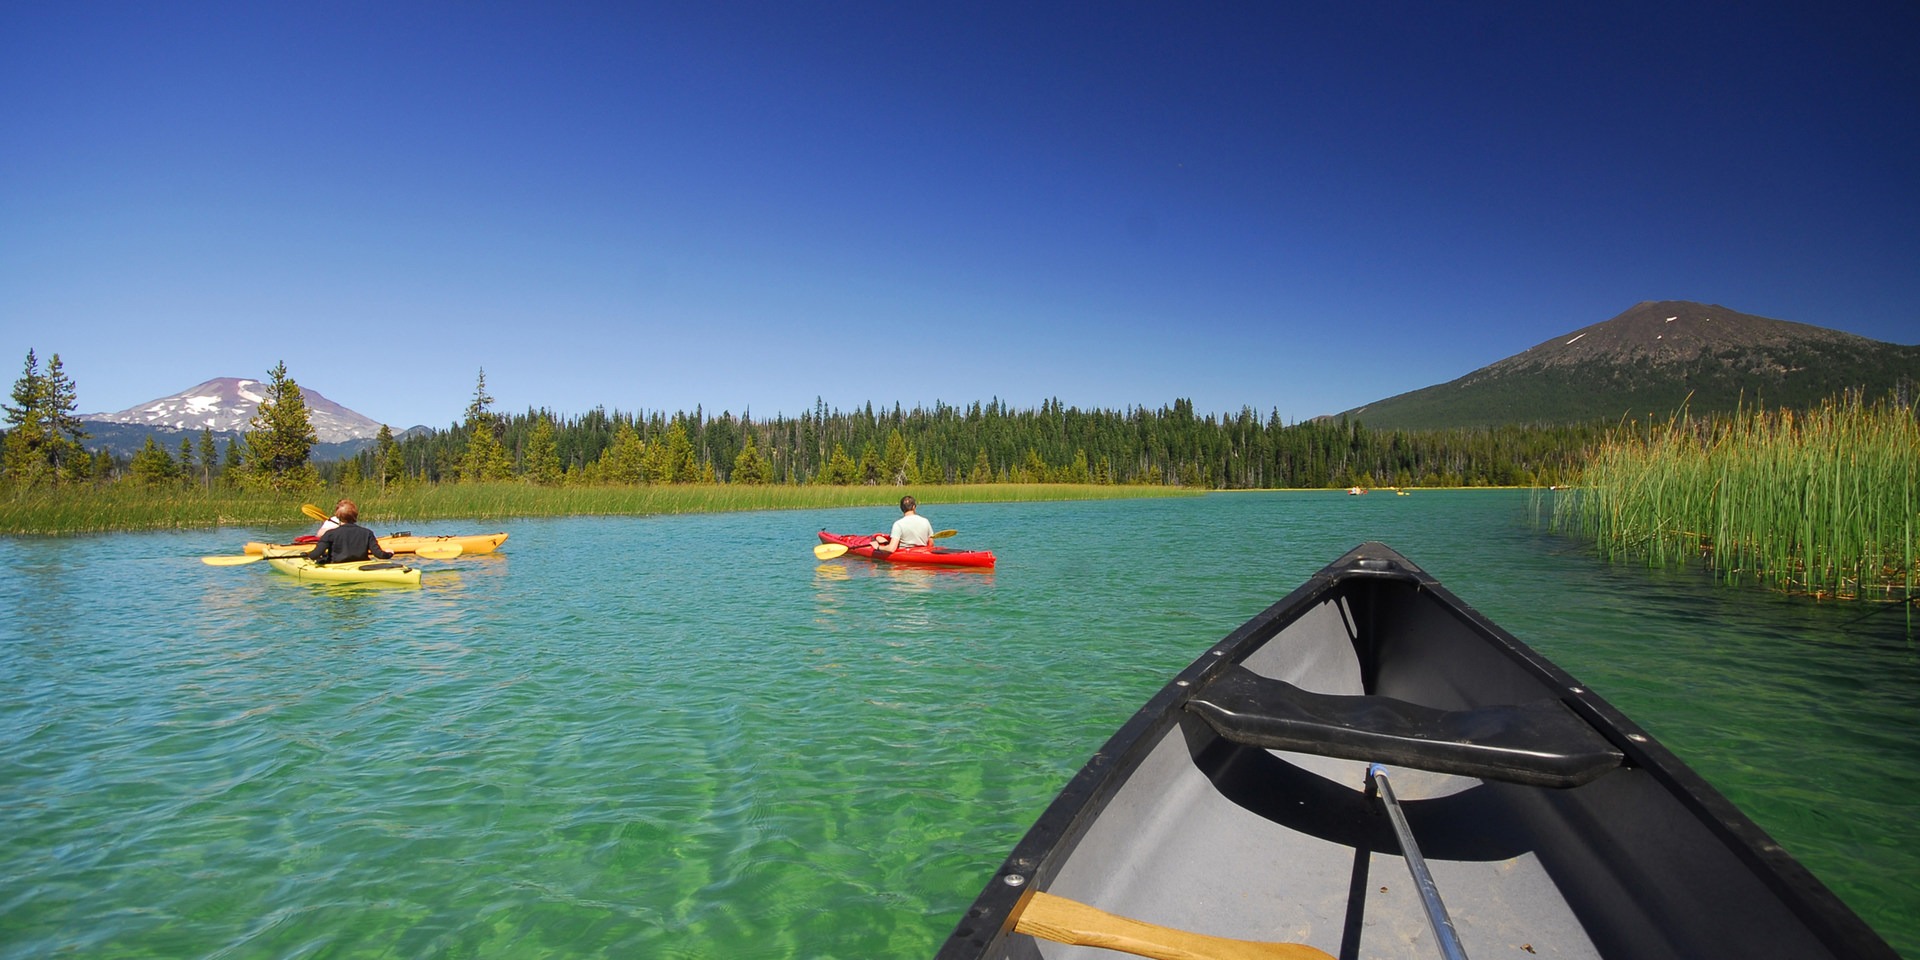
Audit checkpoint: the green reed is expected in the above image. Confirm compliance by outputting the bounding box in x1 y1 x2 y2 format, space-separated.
1552 393 1918 601
0 482 1197 536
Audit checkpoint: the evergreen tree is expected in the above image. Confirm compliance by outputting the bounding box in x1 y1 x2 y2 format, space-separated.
1067 449 1092 484
130 436 178 486
1 349 87 487
653 421 698 483
375 425 406 488
198 429 218 488
177 437 196 480
41 354 87 480
881 429 911 485
458 369 513 481
2 349 49 488
523 416 561 485
243 361 321 491
465 368 496 427
821 443 858 485
968 447 993 484
731 433 770 484
460 421 514 481
604 423 647 484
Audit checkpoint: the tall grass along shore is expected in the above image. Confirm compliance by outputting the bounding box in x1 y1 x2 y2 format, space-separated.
1552 393 1917 601
0 483 1198 536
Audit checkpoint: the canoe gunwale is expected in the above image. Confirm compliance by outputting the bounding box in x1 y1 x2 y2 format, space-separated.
935 541 1897 960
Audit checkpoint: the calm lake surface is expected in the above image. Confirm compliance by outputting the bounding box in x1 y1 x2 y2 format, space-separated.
3 490 1915 958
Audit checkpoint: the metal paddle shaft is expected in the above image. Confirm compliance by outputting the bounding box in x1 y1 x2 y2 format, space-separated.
1369 764 1469 960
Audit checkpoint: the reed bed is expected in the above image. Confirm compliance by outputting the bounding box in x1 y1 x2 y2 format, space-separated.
1552 393 1918 601
0 482 1198 536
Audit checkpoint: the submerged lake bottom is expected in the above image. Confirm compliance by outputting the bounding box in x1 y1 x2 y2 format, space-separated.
2 490 1915 957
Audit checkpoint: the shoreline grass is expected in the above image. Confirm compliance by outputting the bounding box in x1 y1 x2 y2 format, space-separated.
0 482 1202 536
1551 393 1918 602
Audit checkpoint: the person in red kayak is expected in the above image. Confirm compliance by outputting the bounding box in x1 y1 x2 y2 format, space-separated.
304 500 393 565
872 495 933 557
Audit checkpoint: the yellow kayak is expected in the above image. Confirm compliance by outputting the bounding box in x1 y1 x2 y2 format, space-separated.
266 557 422 585
246 532 508 557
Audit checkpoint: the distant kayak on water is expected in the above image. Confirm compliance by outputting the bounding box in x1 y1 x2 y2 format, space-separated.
816 531 995 568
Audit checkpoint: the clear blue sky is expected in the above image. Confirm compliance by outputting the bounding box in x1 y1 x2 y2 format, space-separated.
4 2 1916 430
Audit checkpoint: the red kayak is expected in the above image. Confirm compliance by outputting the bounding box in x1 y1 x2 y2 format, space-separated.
817 531 996 568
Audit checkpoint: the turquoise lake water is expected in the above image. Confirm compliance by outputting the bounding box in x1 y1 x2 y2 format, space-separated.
2 490 1915 958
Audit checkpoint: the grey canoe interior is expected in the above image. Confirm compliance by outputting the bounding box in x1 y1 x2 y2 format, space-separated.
937 542 1895 960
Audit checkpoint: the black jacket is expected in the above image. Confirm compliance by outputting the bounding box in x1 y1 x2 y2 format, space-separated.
306 522 392 564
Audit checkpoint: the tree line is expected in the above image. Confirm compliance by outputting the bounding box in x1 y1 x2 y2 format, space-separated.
4 355 1604 493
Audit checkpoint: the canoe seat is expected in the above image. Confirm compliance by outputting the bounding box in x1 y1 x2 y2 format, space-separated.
1186 666 1624 788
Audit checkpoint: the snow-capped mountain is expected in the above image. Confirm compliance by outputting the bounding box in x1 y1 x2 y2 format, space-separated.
84 377 386 443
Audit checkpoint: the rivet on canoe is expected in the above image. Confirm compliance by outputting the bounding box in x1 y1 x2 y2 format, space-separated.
1628 733 1649 742
1571 687 1585 694
1003 874 1027 888
1176 680 1190 687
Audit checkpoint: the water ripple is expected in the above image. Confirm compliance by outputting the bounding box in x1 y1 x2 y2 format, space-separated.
1 498 1913 957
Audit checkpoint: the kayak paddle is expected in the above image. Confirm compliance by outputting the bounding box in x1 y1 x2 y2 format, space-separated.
301 503 329 522
1014 890 1335 960
204 543 459 565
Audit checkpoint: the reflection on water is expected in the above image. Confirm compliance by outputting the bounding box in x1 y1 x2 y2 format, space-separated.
0 495 1913 959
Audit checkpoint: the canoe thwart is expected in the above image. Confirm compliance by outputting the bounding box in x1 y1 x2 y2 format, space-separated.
1186 665 1624 788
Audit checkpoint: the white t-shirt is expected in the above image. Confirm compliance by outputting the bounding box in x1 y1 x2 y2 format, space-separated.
890 513 933 548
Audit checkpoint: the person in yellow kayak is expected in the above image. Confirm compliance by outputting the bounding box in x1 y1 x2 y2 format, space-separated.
872 495 933 557
304 500 393 565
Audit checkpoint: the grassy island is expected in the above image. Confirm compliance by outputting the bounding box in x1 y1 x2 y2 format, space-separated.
0 482 1200 536
1552 393 1917 602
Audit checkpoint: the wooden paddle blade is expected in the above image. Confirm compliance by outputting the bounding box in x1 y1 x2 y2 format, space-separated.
415 543 464 559
814 543 850 560
1014 891 1335 960
932 529 958 539
301 503 329 522
202 554 267 566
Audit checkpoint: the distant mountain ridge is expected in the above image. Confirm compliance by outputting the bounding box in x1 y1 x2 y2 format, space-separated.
79 377 394 458
1340 301 1920 430
84 377 385 442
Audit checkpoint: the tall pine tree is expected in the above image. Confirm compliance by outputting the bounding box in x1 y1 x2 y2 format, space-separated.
243 361 320 491
459 369 513 481
2 349 89 487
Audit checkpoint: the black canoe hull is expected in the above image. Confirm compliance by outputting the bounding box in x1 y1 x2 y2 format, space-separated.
938 542 1894 960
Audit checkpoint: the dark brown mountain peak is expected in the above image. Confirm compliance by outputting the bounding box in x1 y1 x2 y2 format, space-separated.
1494 300 1877 373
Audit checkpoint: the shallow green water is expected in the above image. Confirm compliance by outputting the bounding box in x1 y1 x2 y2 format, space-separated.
2 491 1915 958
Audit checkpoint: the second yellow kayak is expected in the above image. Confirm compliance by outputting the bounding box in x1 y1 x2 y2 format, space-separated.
247 532 509 557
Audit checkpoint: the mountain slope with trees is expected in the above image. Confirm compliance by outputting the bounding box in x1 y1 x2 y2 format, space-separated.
1341 301 1920 430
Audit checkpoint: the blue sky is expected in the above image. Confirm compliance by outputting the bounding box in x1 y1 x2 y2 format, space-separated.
4 3 1916 430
